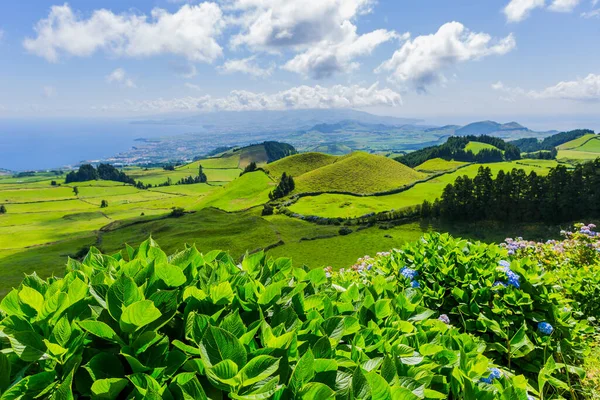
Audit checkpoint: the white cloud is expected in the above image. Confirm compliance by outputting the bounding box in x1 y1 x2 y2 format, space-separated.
23 3 224 62
581 7 600 17
219 56 273 78
492 74 600 101
97 82 401 113
106 68 136 88
504 0 545 22
184 83 202 91
283 22 399 79
548 0 581 11
227 0 374 51
504 0 582 21
376 22 516 92
43 86 56 98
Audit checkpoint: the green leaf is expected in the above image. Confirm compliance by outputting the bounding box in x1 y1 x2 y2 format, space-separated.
119 300 162 333
106 275 142 322
257 281 287 306
321 316 360 341
155 263 186 287
18 286 44 314
306 269 327 287
0 290 23 317
91 378 129 399
79 321 124 345
352 367 370 399
374 299 393 320
85 353 124 380
199 326 248 368
0 371 56 400
53 316 72 348
206 359 240 390
509 325 535 359
210 282 235 305
290 349 315 394
239 355 280 387
366 371 392 400
299 382 335 399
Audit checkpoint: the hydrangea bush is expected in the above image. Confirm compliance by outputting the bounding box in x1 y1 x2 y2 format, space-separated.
338 232 593 397
0 238 538 399
503 223 600 321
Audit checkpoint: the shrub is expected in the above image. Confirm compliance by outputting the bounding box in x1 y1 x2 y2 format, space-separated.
0 239 535 399
170 207 185 217
262 204 274 216
339 232 592 396
0 205 5 214
339 227 353 236
100 200 108 208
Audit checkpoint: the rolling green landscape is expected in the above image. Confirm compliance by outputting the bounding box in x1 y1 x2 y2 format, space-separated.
2 131 600 398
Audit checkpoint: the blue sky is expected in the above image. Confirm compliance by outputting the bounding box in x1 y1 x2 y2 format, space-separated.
0 0 599 126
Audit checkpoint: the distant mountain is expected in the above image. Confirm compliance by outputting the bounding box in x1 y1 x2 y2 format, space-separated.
309 120 402 134
133 109 421 133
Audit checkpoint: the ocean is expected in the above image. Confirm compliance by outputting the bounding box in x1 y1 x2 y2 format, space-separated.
0 118 194 171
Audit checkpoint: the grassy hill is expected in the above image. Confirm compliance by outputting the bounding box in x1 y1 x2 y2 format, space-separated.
295 152 427 194
415 158 469 173
557 134 600 162
465 141 501 154
196 171 274 212
264 152 338 178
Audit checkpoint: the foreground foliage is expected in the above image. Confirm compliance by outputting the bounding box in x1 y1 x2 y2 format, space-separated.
0 231 597 398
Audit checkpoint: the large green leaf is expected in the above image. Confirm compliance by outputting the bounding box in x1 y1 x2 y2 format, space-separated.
0 353 10 393
509 325 535 359
290 349 314 394
78 321 124 345
119 300 162 333
106 275 142 321
18 287 44 315
90 378 129 399
299 382 335 399
239 355 280 387
199 326 248 368
155 263 186 288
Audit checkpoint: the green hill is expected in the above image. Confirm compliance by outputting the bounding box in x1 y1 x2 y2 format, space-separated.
213 141 297 168
265 152 338 178
196 171 274 212
415 158 469 173
465 141 501 154
295 152 427 194
557 133 598 150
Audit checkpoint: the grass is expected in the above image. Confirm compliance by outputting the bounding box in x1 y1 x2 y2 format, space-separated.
415 158 469 173
465 141 501 154
294 152 427 194
557 149 600 162
264 152 338 178
575 137 600 153
290 161 554 218
557 134 597 150
0 186 75 203
239 145 269 168
196 171 274 212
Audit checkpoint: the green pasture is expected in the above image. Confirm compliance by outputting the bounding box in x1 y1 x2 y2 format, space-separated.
196 171 274 212
415 158 469 173
465 141 500 154
290 161 554 218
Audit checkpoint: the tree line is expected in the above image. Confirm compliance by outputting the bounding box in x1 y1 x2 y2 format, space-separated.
397 135 521 168
421 159 600 223
65 164 143 187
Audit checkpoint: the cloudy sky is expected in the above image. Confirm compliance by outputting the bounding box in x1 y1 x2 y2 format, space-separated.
0 0 599 123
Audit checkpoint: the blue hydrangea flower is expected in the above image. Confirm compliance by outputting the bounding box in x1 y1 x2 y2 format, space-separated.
528 396 536 400
438 314 450 324
499 260 510 268
411 280 420 288
506 270 521 288
480 367 502 384
493 281 506 288
538 322 554 335
400 267 418 280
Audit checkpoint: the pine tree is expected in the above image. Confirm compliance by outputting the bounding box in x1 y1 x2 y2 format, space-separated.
0 205 6 214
